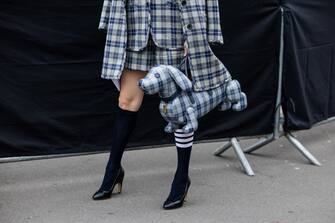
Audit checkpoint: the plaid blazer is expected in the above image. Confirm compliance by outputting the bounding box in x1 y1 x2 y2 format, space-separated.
99 0 232 92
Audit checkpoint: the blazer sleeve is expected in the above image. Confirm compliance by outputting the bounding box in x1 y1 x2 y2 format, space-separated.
206 0 224 44
98 0 111 31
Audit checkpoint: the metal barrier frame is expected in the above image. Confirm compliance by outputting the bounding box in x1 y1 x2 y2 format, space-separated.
213 7 324 176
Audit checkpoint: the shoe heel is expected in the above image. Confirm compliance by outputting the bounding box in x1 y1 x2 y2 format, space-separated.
116 182 122 194
114 167 124 194
182 184 189 202
183 177 190 202
114 175 124 194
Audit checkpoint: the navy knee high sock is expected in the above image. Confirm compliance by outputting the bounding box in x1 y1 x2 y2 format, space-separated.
99 106 138 191
166 128 193 201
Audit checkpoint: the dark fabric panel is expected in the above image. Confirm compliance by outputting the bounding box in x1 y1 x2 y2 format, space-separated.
282 1 335 130
0 0 279 157
201 0 280 139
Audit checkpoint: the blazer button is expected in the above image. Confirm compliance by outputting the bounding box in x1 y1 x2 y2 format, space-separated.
181 0 186 6
186 24 192 30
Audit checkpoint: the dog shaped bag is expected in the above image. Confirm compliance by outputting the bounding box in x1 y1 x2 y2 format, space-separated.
138 65 247 134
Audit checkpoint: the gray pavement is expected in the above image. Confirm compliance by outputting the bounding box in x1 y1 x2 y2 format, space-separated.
1 122 335 223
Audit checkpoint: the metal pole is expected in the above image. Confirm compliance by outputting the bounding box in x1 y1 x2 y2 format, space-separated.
273 7 285 139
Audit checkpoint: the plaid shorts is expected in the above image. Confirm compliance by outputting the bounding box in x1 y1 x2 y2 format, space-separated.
124 33 187 72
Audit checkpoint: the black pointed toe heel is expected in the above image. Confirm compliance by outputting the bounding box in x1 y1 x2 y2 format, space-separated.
163 177 191 210
92 166 125 200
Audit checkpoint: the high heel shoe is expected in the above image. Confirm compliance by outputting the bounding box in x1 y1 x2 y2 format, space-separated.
162 176 191 210
92 166 124 200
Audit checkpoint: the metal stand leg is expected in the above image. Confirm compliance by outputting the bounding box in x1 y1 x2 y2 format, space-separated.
240 132 322 166
214 138 255 176
213 141 232 156
231 138 255 176
243 135 275 154
285 132 322 166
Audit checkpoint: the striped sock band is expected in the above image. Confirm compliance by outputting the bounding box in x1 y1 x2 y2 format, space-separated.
174 128 194 148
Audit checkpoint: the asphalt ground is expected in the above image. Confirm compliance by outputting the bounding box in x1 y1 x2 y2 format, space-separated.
1 122 335 223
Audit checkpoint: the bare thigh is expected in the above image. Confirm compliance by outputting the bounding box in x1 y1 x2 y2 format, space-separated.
118 68 148 112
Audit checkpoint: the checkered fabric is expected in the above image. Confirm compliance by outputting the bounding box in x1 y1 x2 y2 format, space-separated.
124 34 185 72
138 65 247 133
98 0 232 92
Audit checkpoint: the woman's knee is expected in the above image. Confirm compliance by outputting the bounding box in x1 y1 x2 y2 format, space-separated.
118 94 143 111
118 69 147 111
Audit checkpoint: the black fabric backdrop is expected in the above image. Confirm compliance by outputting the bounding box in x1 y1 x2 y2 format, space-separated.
282 0 335 130
0 0 281 157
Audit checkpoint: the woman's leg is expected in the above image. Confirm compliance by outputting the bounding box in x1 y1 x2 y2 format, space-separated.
93 68 147 199
163 128 194 208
